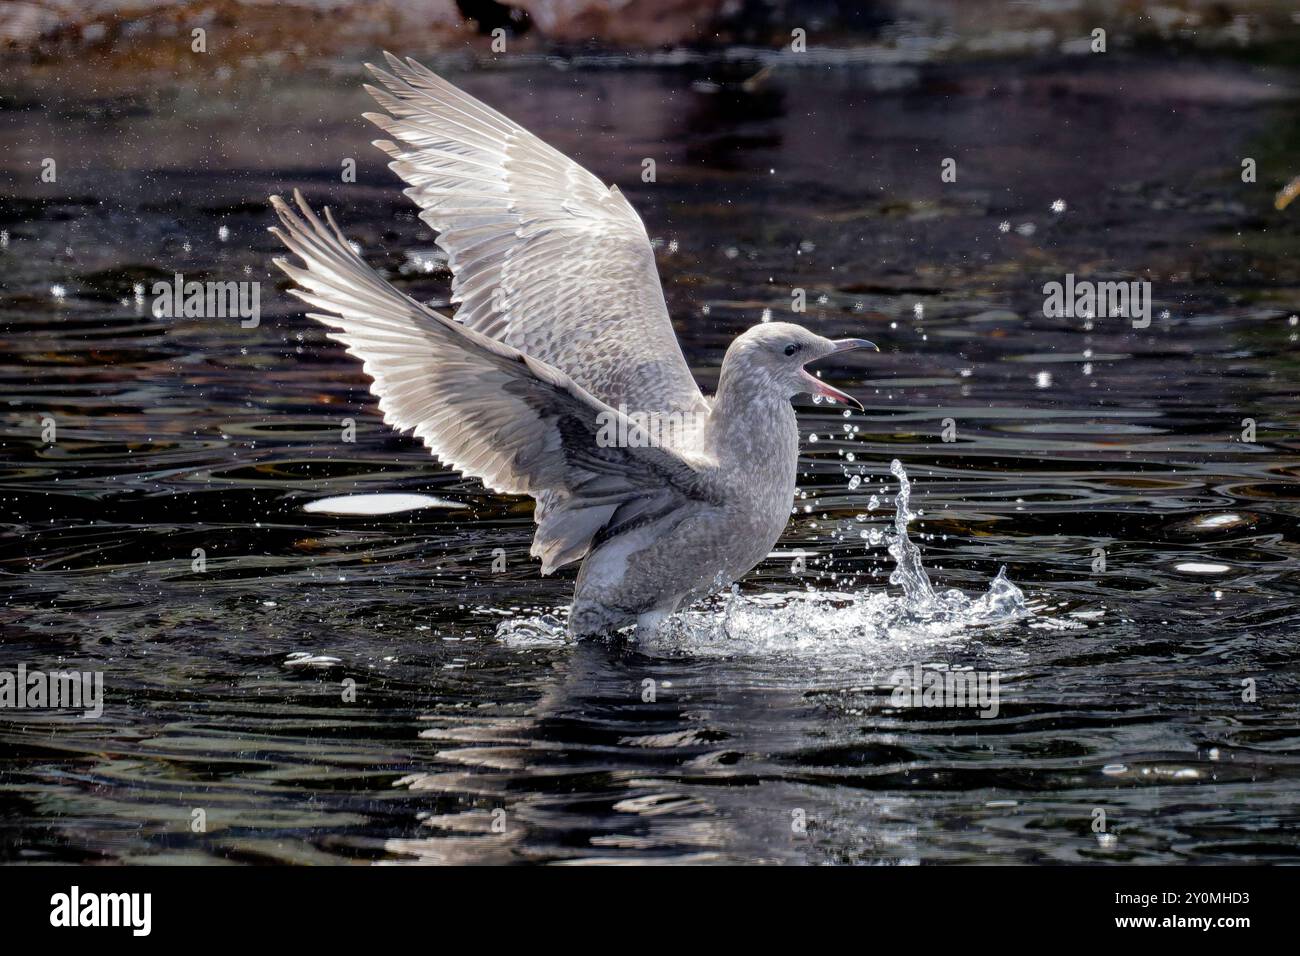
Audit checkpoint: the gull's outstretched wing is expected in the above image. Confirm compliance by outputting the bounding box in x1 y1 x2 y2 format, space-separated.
270 191 714 573
362 53 707 417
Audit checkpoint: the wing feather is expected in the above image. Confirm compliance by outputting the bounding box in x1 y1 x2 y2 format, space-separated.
270 190 714 572
363 53 706 417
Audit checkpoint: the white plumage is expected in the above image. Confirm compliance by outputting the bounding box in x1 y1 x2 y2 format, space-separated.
270 56 876 638
364 53 706 417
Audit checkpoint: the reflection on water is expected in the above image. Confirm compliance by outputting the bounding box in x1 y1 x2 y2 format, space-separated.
1 52 1300 864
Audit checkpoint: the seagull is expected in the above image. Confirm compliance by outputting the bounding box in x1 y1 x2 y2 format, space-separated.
270 54 877 639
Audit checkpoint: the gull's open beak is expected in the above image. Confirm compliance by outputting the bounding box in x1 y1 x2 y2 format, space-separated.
799 371 862 410
801 338 876 411
832 338 878 353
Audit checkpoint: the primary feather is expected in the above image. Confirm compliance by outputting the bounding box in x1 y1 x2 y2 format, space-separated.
363 52 706 417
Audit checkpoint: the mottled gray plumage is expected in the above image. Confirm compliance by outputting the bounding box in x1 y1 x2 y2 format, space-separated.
270 57 875 639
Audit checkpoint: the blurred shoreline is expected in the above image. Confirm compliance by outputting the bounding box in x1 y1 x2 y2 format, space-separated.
2 0 1298 82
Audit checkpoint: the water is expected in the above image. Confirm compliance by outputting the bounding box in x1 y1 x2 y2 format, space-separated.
3 51 1300 864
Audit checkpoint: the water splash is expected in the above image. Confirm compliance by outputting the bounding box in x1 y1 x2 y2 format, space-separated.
886 456 937 605
497 458 1028 654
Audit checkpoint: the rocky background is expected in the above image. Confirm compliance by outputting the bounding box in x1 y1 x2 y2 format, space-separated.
2 1 1298 69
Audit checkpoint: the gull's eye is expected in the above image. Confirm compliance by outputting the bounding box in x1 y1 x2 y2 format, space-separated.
783 343 801 356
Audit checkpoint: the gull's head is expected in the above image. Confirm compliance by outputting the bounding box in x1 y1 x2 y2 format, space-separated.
722 321 876 410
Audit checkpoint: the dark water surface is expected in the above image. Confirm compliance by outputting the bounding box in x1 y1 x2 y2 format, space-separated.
2 53 1300 864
